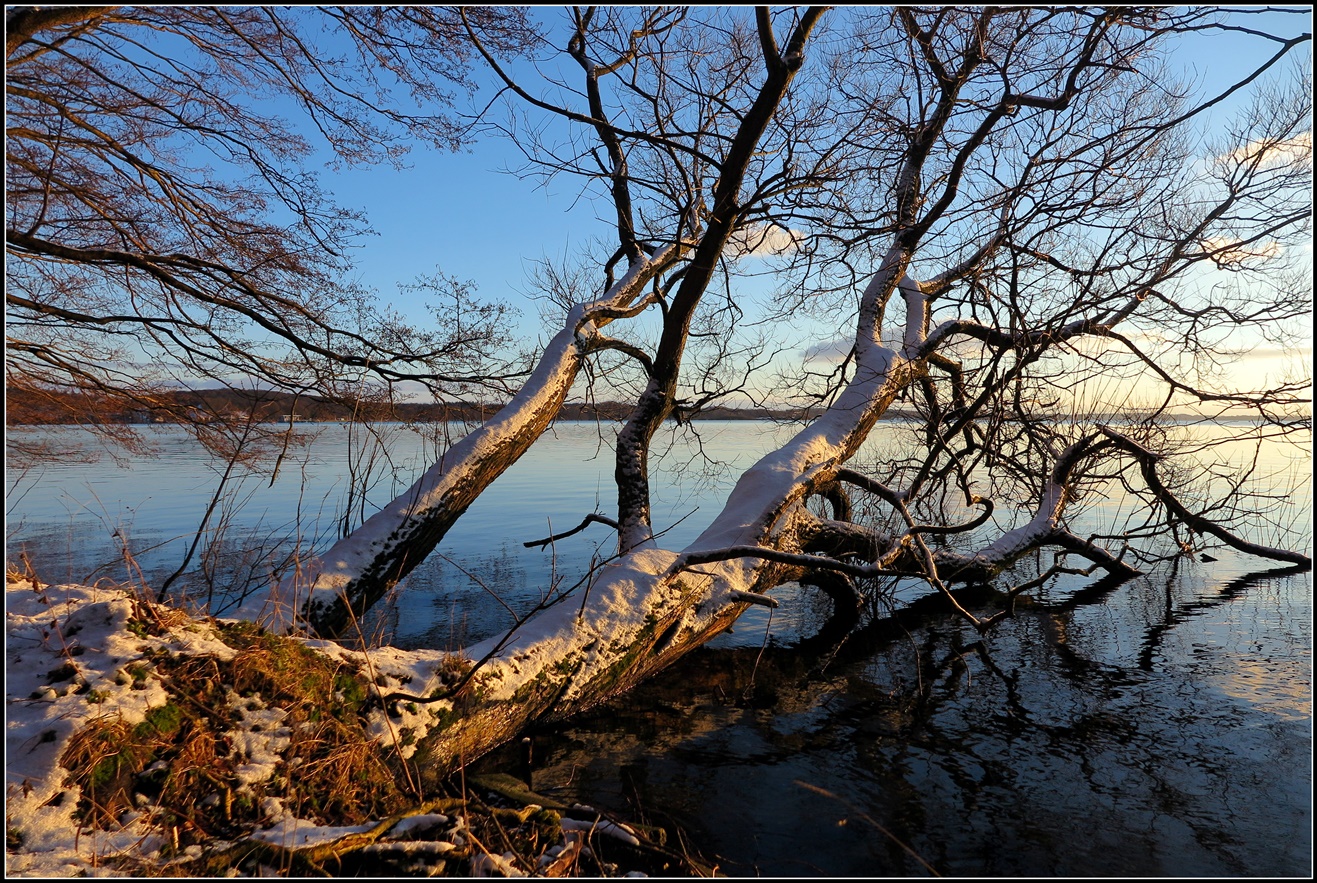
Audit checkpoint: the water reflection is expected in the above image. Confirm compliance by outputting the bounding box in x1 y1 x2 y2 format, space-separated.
8 425 1312 875
487 557 1311 877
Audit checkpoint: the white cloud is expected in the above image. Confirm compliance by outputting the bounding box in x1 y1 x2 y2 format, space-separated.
1201 236 1284 268
726 223 804 258
799 326 946 363
800 337 853 363
1226 132 1312 167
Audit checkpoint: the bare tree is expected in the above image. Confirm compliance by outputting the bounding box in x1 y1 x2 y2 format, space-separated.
225 6 1311 776
5 5 532 459
9 7 1311 781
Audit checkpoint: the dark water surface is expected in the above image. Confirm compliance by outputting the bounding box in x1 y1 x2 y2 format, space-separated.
503 558 1311 876
7 422 1313 876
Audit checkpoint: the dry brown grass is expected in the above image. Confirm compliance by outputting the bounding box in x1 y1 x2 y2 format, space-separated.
59 618 416 860
49 598 717 877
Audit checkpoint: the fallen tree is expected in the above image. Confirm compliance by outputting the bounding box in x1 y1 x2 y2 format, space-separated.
9 7 1312 787
244 8 1311 777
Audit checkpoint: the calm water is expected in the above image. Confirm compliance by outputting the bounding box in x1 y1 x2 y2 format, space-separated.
5 421 807 640
6 421 1313 876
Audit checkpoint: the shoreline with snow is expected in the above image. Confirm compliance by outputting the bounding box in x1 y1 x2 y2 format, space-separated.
4 577 706 877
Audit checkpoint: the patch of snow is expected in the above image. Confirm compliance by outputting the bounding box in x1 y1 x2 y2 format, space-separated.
161 626 237 662
226 695 292 787
6 581 176 870
360 838 457 855
561 817 641 846
386 813 450 838
470 849 528 877
250 816 374 849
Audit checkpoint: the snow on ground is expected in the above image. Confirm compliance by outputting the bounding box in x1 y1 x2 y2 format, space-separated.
5 577 669 878
7 579 175 874
3 577 462 876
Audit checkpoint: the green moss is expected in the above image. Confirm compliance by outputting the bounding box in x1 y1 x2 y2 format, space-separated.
88 755 126 791
430 703 461 733
333 671 367 709
509 672 547 705
134 703 184 740
216 621 375 718
596 619 659 692
551 653 580 676
75 728 152 814
530 807 561 826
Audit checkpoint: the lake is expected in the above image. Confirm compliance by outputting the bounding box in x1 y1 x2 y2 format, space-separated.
5 421 1312 876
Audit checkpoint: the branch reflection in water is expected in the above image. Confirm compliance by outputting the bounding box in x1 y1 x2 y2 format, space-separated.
6 421 1311 876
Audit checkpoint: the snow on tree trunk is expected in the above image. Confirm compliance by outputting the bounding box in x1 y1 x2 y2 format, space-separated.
233 249 682 636
405 251 926 777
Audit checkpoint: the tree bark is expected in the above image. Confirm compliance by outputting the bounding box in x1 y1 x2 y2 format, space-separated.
235 249 683 636
407 249 924 779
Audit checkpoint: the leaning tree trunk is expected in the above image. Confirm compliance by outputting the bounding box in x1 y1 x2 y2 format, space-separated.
405 247 927 779
233 247 683 635
234 6 827 639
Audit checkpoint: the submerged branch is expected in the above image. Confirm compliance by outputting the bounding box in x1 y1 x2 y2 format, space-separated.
1098 427 1313 569
524 513 621 549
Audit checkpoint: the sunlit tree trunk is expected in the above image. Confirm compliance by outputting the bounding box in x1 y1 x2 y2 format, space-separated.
238 249 683 635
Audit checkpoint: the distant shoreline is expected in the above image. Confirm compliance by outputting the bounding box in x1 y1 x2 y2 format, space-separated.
5 386 1294 427
3 385 850 425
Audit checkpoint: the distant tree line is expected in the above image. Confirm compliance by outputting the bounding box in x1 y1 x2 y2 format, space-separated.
4 386 828 426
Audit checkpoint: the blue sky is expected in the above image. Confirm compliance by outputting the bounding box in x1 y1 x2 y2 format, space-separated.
301 8 1311 402
328 131 612 344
